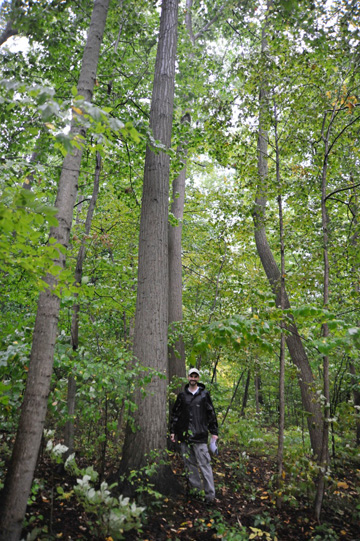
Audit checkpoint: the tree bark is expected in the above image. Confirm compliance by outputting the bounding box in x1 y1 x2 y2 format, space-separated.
0 2 110 539
119 0 179 494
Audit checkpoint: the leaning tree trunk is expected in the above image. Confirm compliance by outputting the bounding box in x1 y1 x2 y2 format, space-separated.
64 152 102 458
0 2 110 539
119 0 179 494
253 1 323 460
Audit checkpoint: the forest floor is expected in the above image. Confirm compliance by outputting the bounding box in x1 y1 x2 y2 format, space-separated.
21 443 360 541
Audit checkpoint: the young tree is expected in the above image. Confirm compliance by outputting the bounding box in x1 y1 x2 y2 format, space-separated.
64 152 102 458
119 0 179 492
0 1 110 538
252 2 323 459
168 0 229 387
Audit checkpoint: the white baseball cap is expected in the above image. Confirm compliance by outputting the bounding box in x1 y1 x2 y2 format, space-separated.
188 368 200 377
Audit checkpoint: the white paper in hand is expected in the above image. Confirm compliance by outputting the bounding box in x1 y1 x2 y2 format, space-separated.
209 439 218 456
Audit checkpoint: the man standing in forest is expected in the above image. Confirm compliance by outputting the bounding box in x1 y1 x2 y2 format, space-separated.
170 368 219 503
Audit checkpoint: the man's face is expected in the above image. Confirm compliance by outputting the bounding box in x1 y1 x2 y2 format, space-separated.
188 373 199 386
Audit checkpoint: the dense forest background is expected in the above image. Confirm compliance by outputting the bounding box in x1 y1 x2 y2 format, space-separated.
0 0 360 539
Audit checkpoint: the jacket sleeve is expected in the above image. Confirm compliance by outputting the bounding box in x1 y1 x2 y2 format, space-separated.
170 393 183 434
206 392 218 436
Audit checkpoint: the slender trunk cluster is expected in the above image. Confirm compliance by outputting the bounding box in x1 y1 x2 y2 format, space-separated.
64 152 102 457
253 2 323 460
0 1 110 538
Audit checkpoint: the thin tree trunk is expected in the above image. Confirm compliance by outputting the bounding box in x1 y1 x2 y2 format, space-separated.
253 2 323 459
349 183 360 445
255 371 263 414
349 363 360 445
64 152 102 457
168 113 190 392
240 369 251 417
275 99 285 509
221 370 245 427
0 2 110 538
119 0 179 494
168 1 229 385
314 106 335 520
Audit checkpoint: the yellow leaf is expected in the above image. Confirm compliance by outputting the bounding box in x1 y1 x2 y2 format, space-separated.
337 481 349 489
72 106 83 115
45 122 55 130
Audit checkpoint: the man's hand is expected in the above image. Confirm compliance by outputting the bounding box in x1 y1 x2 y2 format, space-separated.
170 433 176 443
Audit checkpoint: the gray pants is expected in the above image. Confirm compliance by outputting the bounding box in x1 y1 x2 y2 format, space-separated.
180 442 215 501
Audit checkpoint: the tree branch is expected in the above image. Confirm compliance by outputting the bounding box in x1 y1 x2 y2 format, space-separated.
325 181 360 202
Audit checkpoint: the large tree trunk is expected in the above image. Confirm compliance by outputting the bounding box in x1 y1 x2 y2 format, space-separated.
119 0 179 494
253 1 323 460
0 2 110 539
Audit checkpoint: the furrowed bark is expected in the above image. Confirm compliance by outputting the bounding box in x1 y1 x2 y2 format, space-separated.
119 0 179 494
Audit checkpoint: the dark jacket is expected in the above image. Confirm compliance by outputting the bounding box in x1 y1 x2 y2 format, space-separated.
170 382 218 443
